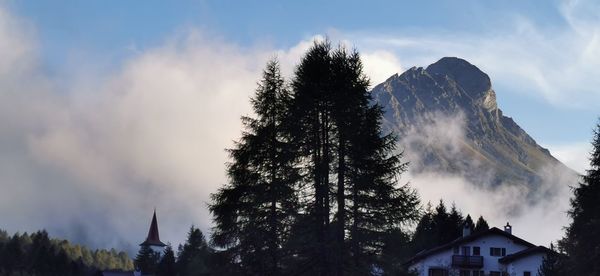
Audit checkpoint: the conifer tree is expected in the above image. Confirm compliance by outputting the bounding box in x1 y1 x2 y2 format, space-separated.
411 203 435 253
538 244 566 276
474 216 489 232
209 59 299 275
411 202 474 254
445 205 464 241
345 80 419 273
177 226 211 276
134 245 160 275
289 40 419 275
289 40 334 275
157 245 176 276
463 215 474 230
559 120 600 274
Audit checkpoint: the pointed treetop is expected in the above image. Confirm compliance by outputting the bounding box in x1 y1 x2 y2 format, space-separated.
140 209 166 247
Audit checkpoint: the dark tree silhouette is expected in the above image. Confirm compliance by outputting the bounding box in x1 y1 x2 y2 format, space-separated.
410 201 485 255
209 59 299 275
289 40 335 275
156 245 176 276
411 203 435 253
177 226 212 276
0 229 128 275
474 215 489 232
559 120 600 274
538 243 566 276
463 215 474 230
135 245 160 275
288 40 419 275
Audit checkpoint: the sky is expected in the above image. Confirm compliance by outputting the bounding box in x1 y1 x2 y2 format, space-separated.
0 0 599 254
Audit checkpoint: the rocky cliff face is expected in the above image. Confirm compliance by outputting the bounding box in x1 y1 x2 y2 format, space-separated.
371 57 572 195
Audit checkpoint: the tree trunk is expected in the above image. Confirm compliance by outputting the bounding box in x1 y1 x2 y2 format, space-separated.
336 135 346 276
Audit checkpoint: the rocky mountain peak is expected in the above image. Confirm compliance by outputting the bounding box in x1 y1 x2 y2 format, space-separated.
426 57 492 101
371 57 574 197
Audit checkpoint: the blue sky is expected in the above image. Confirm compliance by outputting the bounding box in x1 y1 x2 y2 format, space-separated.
0 0 598 252
9 1 566 65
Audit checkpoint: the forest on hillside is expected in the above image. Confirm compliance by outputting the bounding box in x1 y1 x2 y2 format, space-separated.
0 229 133 275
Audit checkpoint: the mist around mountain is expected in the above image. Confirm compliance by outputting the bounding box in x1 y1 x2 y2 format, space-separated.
371 57 578 214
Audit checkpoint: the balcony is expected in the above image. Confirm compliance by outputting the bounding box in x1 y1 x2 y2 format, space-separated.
451 255 483 268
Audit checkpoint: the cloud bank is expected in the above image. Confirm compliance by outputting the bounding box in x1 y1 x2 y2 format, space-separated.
397 113 576 246
0 4 270 252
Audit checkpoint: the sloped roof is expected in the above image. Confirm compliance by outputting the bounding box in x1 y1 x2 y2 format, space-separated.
102 271 134 276
405 227 535 266
499 246 553 264
140 210 166 247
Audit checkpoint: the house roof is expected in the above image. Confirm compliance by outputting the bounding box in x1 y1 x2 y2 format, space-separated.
102 271 134 276
498 246 552 264
405 227 535 266
140 210 166 247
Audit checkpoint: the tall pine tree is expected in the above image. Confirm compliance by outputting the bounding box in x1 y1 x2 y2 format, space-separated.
288 40 335 275
210 59 299 275
177 226 211 276
559 120 600 274
156 245 176 276
288 40 419 275
135 245 160 275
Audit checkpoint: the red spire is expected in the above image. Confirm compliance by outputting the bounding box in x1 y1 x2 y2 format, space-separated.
140 209 166 247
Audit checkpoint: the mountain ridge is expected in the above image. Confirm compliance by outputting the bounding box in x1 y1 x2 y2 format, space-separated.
371 57 572 196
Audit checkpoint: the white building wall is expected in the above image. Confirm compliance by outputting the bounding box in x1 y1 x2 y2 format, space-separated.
409 249 454 275
463 234 530 273
504 253 545 276
409 233 532 276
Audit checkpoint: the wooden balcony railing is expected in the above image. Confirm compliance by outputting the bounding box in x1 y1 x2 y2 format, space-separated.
451 255 484 268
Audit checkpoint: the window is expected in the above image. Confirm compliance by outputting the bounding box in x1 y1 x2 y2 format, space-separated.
490 272 501 276
474 271 484 276
459 270 470 276
461 246 471 256
473 246 480 256
428 268 448 276
524 272 531 276
490 247 506 256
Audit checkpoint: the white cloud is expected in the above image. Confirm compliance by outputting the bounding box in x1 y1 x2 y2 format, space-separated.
26 31 272 250
274 34 403 86
0 4 276 251
361 50 404 86
546 142 592 174
401 113 576 246
408 171 571 246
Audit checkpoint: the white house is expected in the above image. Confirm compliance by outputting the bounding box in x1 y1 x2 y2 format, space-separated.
405 223 552 276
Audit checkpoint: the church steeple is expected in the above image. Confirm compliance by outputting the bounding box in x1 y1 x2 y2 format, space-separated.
140 209 166 247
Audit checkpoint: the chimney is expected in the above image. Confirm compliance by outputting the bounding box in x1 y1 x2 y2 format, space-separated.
463 223 472 237
504 222 512 234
